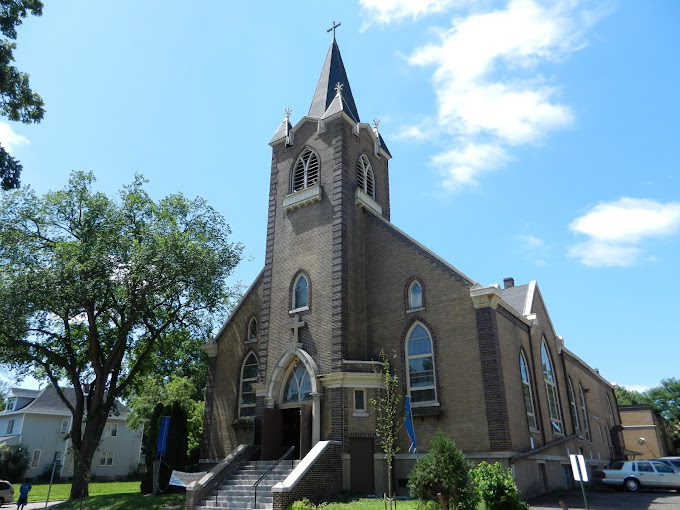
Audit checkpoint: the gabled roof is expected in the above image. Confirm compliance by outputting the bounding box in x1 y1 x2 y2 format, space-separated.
308 38 360 122
2 386 129 417
500 284 532 315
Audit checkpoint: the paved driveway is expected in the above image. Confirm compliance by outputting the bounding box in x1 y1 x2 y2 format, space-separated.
528 487 680 509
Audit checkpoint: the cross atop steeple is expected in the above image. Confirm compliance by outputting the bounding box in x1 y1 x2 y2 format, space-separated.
327 21 341 39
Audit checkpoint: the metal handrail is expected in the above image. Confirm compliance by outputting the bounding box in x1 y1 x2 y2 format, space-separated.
253 446 295 508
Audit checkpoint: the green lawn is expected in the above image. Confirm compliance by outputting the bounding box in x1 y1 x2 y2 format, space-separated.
321 499 420 509
28 482 141 502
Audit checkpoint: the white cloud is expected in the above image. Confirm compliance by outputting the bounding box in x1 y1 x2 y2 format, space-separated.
394 119 439 141
432 142 508 190
360 0 467 25
0 122 29 153
568 198 680 267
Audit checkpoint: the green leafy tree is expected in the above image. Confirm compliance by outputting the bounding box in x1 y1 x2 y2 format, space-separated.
370 350 402 508
613 385 648 406
0 443 29 480
0 1 46 190
470 462 528 510
0 171 243 499
645 378 680 426
407 430 472 510
140 403 165 494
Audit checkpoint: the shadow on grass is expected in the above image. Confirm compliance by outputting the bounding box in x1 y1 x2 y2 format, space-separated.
52 492 185 510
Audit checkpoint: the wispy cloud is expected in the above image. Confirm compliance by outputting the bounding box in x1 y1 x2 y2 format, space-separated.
361 0 610 191
568 198 680 267
518 233 551 266
0 122 29 153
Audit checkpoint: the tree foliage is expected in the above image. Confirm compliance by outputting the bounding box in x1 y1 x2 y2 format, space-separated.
407 430 472 510
0 1 46 189
613 385 647 406
470 462 528 510
0 443 29 480
0 171 243 498
645 378 680 426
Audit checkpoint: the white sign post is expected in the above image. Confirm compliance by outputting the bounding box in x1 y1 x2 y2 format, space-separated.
569 454 590 509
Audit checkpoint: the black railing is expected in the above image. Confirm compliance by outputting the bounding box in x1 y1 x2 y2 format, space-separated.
253 446 295 508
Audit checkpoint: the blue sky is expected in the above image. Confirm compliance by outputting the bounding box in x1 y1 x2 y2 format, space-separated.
2 1 678 392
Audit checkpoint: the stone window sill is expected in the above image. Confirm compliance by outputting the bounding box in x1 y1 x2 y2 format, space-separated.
284 184 322 211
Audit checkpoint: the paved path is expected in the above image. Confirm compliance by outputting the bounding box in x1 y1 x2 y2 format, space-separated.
527 487 680 509
18 500 65 509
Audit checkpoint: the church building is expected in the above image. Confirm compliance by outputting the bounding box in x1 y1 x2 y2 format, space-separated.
198 31 624 502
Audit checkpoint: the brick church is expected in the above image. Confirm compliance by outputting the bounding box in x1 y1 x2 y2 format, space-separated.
198 31 624 500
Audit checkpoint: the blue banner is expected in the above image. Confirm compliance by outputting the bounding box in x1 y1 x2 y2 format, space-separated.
157 416 171 458
404 396 417 453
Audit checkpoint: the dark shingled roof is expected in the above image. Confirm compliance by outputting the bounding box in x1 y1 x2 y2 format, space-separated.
16 386 129 416
308 38 360 122
501 283 531 315
269 117 292 145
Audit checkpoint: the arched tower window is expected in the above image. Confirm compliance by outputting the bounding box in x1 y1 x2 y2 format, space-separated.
520 351 537 430
568 377 581 437
291 148 320 192
408 281 423 310
357 154 375 198
248 317 258 341
579 384 591 442
239 353 258 418
292 274 309 310
541 339 563 435
283 360 313 403
406 323 437 404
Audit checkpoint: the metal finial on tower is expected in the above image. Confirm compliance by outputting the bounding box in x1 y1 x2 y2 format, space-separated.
373 118 380 132
285 108 292 121
327 21 341 39
334 82 344 97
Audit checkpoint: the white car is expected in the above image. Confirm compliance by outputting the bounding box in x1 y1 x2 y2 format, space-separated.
592 460 680 492
657 457 680 472
0 480 14 506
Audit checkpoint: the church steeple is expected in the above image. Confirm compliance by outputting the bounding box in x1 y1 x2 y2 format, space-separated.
307 28 360 122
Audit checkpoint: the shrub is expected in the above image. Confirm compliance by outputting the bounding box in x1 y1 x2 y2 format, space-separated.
0 444 29 481
287 498 316 510
470 462 528 510
407 430 473 510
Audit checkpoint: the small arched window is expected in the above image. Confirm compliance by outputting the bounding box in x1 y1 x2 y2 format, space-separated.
541 339 563 435
406 323 437 404
357 154 375 198
283 361 313 403
519 352 537 430
579 384 591 442
248 317 258 341
292 274 308 310
568 377 581 437
292 148 320 192
408 281 423 310
238 353 258 418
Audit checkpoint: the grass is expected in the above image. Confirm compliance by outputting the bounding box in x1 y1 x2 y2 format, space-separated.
28 482 141 502
321 499 421 509
51 493 185 510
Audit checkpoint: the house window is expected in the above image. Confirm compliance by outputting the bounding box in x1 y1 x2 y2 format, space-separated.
239 353 258 418
568 378 581 438
291 148 319 192
248 317 258 341
105 424 118 437
541 340 563 435
99 451 114 466
519 352 537 430
30 449 41 468
406 323 437 404
283 361 312 403
579 384 591 442
6 418 15 435
408 281 423 310
292 274 308 310
5 398 15 411
354 389 365 411
357 154 375 198
54 450 63 467
60 419 69 435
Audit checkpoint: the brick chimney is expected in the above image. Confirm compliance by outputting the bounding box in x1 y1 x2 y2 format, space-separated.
503 277 515 289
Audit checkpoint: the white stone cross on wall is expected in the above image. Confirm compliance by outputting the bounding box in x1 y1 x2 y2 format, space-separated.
291 314 306 343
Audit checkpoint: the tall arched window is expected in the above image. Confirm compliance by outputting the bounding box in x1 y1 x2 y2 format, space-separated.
568 377 581 437
607 395 615 428
520 352 537 430
283 361 313 403
292 274 308 309
406 323 437 404
239 353 258 418
248 317 258 341
541 339 563 435
408 281 423 309
579 384 591 442
357 154 375 198
291 148 320 192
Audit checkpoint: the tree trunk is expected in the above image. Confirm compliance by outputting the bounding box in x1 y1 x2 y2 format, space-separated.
69 406 109 499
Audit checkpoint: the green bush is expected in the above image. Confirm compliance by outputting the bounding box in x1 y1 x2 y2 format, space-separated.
470 462 528 510
407 430 473 510
287 498 316 510
0 444 29 481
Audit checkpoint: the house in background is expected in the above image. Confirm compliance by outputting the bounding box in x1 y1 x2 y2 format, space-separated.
0 386 142 480
619 404 676 459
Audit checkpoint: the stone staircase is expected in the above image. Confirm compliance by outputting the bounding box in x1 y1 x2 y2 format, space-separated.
198 460 298 510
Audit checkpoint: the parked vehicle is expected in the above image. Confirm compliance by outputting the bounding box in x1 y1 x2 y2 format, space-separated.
657 457 680 472
592 460 680 492
0 480 14 505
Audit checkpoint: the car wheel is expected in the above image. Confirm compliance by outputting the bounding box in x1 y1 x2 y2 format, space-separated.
625 478 640 492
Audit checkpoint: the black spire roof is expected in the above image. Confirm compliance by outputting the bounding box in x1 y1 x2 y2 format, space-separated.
308 38 360 122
